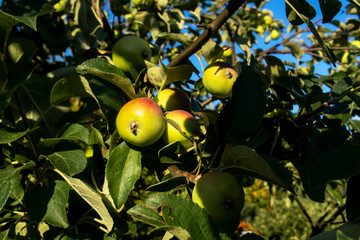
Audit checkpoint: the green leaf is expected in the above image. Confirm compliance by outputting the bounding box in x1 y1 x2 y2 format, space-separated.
265 56 287 81
219 145 294 192
285 0 336 65
76 58 137 99
0 162 35 211
105 142 141 210
284 41 304 60
201 39 223 64
216 64 266 144
44 180 70 228
285 0 316 26
309 222 360 240
0 9 37 31
55 170 114 233
50 75 99 105
127 193 220 239
46 150 87 177
318 0 342 23
0 127 28 144
346 175 360 222
146 176 187 192
157 32 194 46
332 77 354 95
308 145 360 190
134 11 160 41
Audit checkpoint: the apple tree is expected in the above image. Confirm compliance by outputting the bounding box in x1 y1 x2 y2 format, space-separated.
0 0 360 239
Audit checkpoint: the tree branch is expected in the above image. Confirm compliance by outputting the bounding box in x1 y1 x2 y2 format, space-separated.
167 0 247 67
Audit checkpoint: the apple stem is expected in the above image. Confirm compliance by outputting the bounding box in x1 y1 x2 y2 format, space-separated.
130 122 138 136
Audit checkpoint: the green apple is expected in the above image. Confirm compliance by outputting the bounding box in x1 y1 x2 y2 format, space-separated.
157 88 191 112
161 110 200 153
202 61 238 98
192 171 245 233
256 25 265 35
270 29 280 40
116 97 165 147
112 36 152 72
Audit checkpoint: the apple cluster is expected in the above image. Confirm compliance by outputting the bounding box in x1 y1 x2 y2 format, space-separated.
115 87 200 153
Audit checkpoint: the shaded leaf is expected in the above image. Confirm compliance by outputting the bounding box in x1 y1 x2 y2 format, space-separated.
134 11 160 41
220 145 294 192
285 0 316 26
318 0 342 23
127 193 220 239
146 176 187 192
157 32 193 46
217 64 266 144
44 180 70 228
201 39 223 64
55 170 114 233
346 174 360 222
76 58 137 99
46 150 87 177
105 142 141 210
308 145 360 190
309 222 360 240
0 127 28 144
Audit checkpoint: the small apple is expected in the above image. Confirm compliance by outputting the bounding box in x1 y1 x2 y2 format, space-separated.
192 171 245 233
221 45 232 57
264 15 273 25
161 110 200 153
116 97 165 147
157 88 191 112
202 61 238 98
270 29 280 40
256 25 265 35
112 36 152 72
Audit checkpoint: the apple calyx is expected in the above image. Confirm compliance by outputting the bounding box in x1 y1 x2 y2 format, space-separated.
130 122 138 135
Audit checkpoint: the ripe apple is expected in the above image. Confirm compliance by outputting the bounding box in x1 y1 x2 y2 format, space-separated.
192 171 245 233
202 61 238 98
116 97 165 147
112 36 152 72
270 29 280 40
157 88 191 112
161 110 200 153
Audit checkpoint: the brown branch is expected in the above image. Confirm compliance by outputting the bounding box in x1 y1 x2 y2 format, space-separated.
167 0 247 68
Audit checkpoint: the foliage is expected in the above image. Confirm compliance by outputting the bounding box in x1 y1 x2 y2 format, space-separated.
0 0 360 239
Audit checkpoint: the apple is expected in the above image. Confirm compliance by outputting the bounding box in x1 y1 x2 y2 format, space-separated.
112 36 152 72
221 45 232 57
192 171 245 233
157 88 191 112
256 25 265 35
270 29 280 40
161 110 200 153
202 61 238 98
116 97 165 147
264 15 273 25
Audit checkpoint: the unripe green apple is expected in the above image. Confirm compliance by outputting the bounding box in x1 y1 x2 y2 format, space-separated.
157 88 191 112
116 97 165 147
161 110 200 153
256 25 265 35
270 29 280 40
112 36 152 72
192 171 245 233
202 62 238 98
